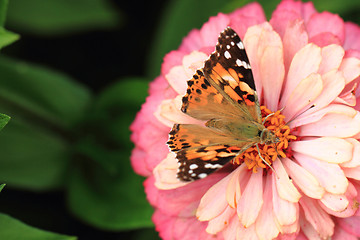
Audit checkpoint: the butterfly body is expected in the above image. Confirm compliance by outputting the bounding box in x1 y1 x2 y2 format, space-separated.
167 27 280 181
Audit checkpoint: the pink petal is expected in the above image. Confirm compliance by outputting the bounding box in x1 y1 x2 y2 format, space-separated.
229 2 266 24
226 164 248 208
341 138 360 168
282 19 308 73
179 29 202 52
272 173 298 226
270 1 302 38
306 12 345 45
258 30 285 111
282 73 322 120
299 111 360 138
343 165 360 181
222 214 239 239
282 158 324 199
294 152 348 194
319 182 358 218
299 216 322 240
197 171 233 221
291 137 353 164
273 160 301 202
319 44 344 75
332 224 359 240
344 22 360 51
280 44 321 109
337 216 360 237
339 57 360 84
206 206 235 234
309 32 341 47
199 13 230 47
255 175 280 240
237 168 263 227
299 196 334 239
155 96 203 127
153 153 190 190
161 50 186 76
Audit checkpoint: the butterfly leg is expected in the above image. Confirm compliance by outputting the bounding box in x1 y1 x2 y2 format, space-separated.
255 143 279 178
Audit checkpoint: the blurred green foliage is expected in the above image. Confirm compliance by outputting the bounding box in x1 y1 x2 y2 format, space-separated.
0 0 358 239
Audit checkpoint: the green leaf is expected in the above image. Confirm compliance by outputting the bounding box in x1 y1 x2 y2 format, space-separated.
67 156 154 231
0 27 19 49
7 0 120 35
0 213 77 240
68 77 152 230
0 56 91 130
0 112 10 130
0 183 5 192
0 0 9 27
0 118 70 190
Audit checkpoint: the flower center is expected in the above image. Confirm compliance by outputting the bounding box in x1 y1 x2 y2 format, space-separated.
232 106 296 173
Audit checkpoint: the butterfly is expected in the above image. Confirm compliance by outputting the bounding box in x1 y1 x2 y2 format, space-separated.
167 27 279 181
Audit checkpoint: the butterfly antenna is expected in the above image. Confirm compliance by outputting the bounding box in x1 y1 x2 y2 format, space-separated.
255 144 279 178
285 104 316 126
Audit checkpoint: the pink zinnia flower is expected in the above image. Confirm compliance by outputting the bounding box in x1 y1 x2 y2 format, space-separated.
131 0 360 239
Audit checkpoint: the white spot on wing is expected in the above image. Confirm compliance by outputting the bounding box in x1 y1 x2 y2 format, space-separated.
204 163 223 169
224 51 231 59
237 41 245 49
198 173 207 179
236 59 251 69
231 41 235 46
226 45 230 49
189 164 198 169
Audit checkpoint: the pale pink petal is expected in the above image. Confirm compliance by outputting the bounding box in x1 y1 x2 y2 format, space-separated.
282 158 324 199
278 204 300 235
299 216 322 240
320 193 349 212
155 96 203 127
309 70 345 111
273 160 301 202
200 13 230 47
341 138 360 168
197 171 233 221
299 197 334 239
154 153 189 190
339 57 360 84
226 164 248 208
344 22 360 50
319 44 344 74
282 73 322 120
271 173 298 226
222 214 239 239
282 19 308 73
206 206 235 234
237 168 263 227
237 224 259 240
337 216 360 237
291 137 353 164
182 51 208 76
307 12 345 45
259 31 285 111
294 152 348 194
255 175 280 240
280 44 321 109
319 182 358 218
299 111 360 138
289 104 357 129
166 65 189 95
337 83 357 106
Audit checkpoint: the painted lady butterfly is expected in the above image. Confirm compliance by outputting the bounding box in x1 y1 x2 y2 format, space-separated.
167 27 279 181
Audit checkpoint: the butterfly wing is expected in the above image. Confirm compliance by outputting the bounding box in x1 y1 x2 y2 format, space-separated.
203 27 262 124
168 124 253 181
